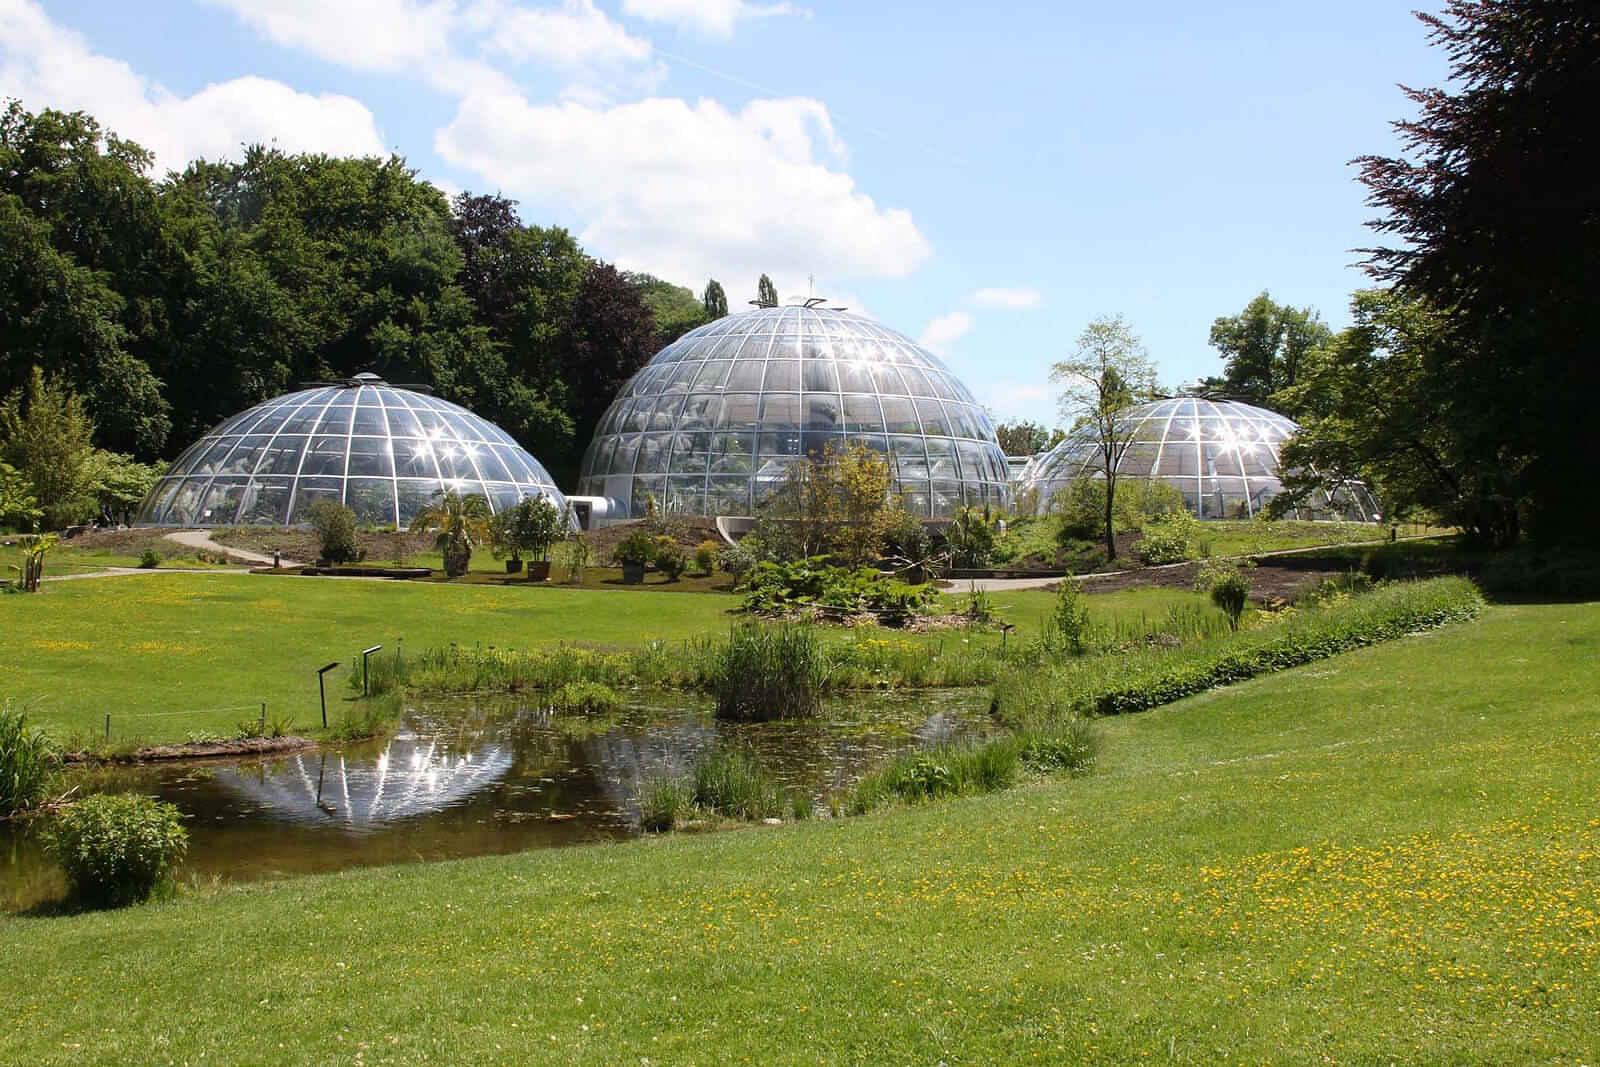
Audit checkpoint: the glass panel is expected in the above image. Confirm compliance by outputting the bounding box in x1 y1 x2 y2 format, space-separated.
916 400 952 436
665 476 706 514
254 436 307 476
719 394 760 427
279 404 328 435
898 366 936 397
926 439 958 479
691 361 731 390
385 405 422 437
394 438 440 479
648 395 685 430
346 479 396 527
842 393 885 433
880 397 920 435
804 395 840 431
288 479 343 524
635 435 669 474
710 434 755 474
725 361 765 391
762 360 799 392
196 480 246 525
891 436 929 480
706 477 751 516
836 361 875 393
677 395 719 431
869 364 908 394
759 394 801 428
299 436 348 477
629 477 665 518
239 480 291 526
349 403 384 435
802 360 839 393
757 430 803 457
396 480 439 526
473 447 511 483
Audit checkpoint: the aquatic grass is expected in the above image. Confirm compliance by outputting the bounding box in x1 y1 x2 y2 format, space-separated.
713 624 827 721
634 770 693 832
991 576 1484 728
690 746 785 819
1 704 59 815
849 734 1025 813
546 681 624 715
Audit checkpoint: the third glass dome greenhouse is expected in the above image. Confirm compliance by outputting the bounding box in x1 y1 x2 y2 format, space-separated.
1019 396 1380 521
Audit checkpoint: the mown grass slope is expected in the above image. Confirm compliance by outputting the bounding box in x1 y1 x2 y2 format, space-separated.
3 599 1594 1063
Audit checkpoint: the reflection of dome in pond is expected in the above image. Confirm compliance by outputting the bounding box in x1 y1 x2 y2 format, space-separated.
217 735 513 827
577 305 1012 519
136 374 565 527
1021 397 1380 521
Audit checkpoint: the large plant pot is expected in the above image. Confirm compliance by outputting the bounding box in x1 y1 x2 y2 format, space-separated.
505 559 524 573
525 560 551 582
621 561 646 584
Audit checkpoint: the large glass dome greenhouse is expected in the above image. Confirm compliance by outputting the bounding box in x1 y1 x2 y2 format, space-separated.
1020 396 1380 521
136 374 566 527
576 305 1012 518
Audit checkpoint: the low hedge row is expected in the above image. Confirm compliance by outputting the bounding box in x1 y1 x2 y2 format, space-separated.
990 576 1484 727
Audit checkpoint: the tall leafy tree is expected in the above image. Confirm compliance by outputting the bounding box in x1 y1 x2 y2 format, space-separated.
625 272 706 348
1051 316 1159 561
1356 0 1600 542
702 279 728 319
0 104 171 455
994 420 1055 456
1274 289 1522 544
1204 291 1331 410
755 273 779 308
0 367 98 528
556 262 658 485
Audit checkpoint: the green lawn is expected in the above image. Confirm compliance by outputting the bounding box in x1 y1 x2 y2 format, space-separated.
2 572 1220 745
3 599 1594 1062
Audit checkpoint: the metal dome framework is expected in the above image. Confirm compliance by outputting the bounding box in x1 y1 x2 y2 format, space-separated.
1021 396 1380 521
137 375 566 528
577 306 1012 519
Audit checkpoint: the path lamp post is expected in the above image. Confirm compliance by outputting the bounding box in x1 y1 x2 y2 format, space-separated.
361 645 383 696
316 661 340 729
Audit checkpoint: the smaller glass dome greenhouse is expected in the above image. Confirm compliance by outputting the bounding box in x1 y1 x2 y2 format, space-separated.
137 375 566 528
1019 396 1379 521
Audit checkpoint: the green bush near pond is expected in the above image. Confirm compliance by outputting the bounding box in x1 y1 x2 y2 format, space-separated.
44 793 188 907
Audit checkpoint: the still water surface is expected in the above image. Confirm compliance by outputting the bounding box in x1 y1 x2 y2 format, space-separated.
2 689 990 911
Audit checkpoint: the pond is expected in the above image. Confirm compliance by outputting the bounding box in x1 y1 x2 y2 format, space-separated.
2 689 993 912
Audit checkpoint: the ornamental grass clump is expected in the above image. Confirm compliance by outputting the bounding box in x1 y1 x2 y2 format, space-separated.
849 735 1024 813
635 771 692 832
1 705 59 815
714 624 826 721
44 793 188 907
690 746 784 820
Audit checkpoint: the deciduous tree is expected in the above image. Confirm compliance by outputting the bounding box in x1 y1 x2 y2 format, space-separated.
1051 316 1159 561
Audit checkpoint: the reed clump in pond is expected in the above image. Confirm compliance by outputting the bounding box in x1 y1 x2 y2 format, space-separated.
713 624 826 721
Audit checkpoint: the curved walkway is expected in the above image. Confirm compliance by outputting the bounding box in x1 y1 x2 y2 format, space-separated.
164 529 303 568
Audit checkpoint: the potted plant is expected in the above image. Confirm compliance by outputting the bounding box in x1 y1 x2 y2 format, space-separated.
494 496 566 580
555 531 591 584
614 528 656 584
409 490 491 578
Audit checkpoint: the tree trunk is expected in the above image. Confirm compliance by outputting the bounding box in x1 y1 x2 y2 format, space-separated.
1103 479 1117 562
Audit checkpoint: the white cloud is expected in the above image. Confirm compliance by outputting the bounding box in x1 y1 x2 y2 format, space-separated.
201 0 666 96
971 287 1043 310
0 0 386 174
436 93 930 285
621 0 809 37
465 0 659 78
918 311 973 356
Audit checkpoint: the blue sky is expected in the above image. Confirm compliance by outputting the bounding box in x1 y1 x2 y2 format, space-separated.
2 0 1447 428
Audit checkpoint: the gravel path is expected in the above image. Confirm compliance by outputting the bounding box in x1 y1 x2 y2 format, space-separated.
164 529 303 567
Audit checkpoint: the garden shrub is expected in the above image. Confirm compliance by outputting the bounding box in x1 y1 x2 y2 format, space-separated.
716 538 761 586
137 548 161 569
45 793 188 907
1053 478 1107 542
1049 574 1094 654
694 540 720 576
849 736 1023 813
307 499 359 564
741 558 936 621
944 506 997 567
990 576 1483 728
652 536 687 581
1194 558 1254 630
715 624 827 721
1137 510 1199 564
1 705 59 814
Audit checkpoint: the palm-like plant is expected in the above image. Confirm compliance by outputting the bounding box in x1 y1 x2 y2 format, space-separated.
409 490 491 578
